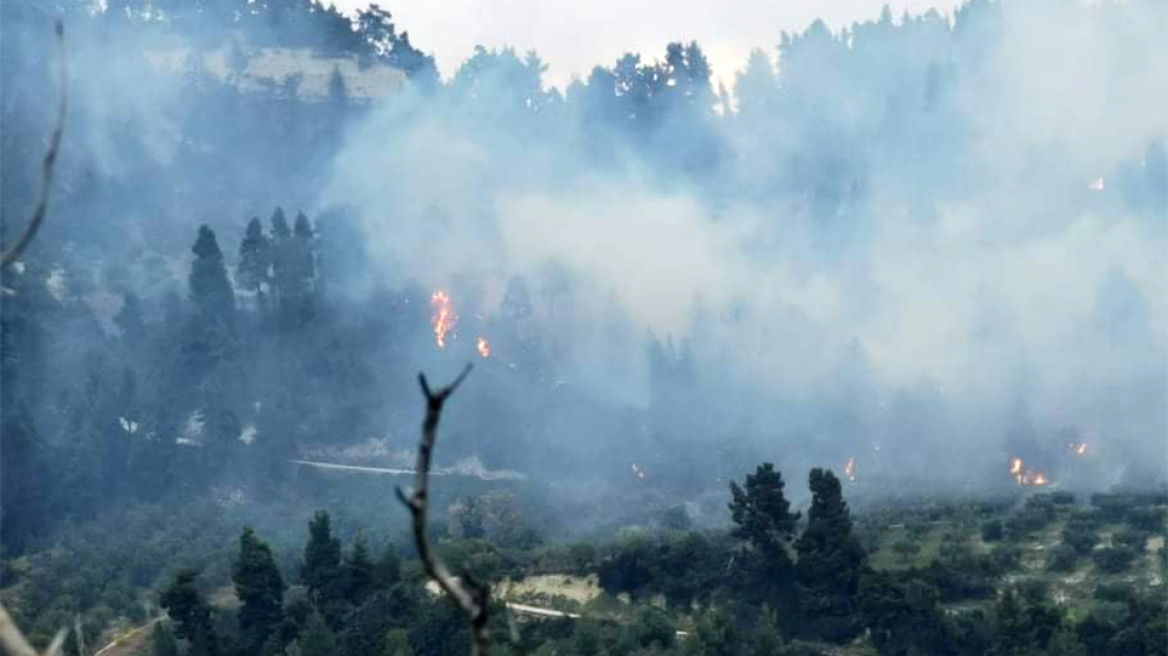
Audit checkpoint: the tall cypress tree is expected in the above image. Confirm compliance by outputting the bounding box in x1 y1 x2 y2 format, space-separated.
160 568 218 656
270 207 292 309
114 292 147 344
373 542 402 591
232 527 286 653
237 217 271 309
302 510 347 622
346 533 375 605
794 468 866 641
189 225 235 358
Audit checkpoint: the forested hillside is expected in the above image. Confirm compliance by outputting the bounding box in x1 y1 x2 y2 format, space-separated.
0 1 1165 655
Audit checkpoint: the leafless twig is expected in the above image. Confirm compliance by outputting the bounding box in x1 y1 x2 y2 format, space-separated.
0 605 66 656
395 364 492 656
1 18 67 270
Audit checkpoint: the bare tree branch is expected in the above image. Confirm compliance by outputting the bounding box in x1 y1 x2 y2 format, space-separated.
1 18 67 270
395 364 492 656
0 605 66 656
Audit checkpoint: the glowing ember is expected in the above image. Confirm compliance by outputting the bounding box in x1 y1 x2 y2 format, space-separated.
430 290 457 348
1009 456 1049 486
476 336 490 359
844 457 857 482
1010 457 1023 479
1089 177 1106 192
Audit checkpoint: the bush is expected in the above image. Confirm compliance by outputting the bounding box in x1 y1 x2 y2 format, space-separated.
981 519 1004 542
1050 491 1076 506
893 539 922 564
1125 506 1166 533
1093 546 1139 574
1045 545 1078 572
1113 528 1150 551
1094 582 1135 603
988 544 1023 573
1062 520 1098 556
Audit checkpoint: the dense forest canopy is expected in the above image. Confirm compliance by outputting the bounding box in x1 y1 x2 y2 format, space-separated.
0 0 1165 654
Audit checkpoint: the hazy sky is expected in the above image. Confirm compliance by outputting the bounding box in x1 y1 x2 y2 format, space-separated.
332 0 967 88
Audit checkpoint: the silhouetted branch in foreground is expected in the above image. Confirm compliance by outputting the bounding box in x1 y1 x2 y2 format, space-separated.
2 18 67 270
0 606 65 656
395 364 491 656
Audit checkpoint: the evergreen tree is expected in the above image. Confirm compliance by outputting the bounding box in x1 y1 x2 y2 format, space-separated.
301 510 346 622
346 532 375 604
237 217 271 308
296 611 337 656
0 403 52 550
328 65 348 107
271 207 292 240
115 292 147 344
149 622 179 656
729 463 800 572
382 628 414 656
160 568 217 655
373 542 401 590
233 527 286 653
188 225 235 354
749 606 783 656
285 211 318 318
794 468 866 642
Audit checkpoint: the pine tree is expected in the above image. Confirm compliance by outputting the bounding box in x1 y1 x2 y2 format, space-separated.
328 65 348 106
296 611 337 656
346 533 374 604
301 510 347 623
373 542 401 590
149 622 179 656
382 629 414 656
728 463 800 572
749 606 782 656
189 225 235 355
0 403 51 552
160 568 217 655
233 527 286 653
115 292 147 344
237 217 271 308
285 211 318 319
794 468 866 641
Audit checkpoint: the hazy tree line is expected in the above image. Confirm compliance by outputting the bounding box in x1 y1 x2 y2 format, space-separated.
1 1 1166 653
3 0 1166 548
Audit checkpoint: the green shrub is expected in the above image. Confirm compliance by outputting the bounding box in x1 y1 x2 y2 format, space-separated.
981 519 1004 542
1093 546 1139 574
1045 545 1078 572
1062 520 1098 556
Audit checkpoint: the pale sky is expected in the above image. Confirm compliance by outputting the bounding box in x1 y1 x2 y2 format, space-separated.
332 0 967 89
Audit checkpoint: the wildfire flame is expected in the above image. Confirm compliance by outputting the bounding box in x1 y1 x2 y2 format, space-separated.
1089 177 1106 192
1069 442 1088 456
430 290 457 348
632 463 646 480
476 336 490 359
1009 456 1049 486
844 457 857 482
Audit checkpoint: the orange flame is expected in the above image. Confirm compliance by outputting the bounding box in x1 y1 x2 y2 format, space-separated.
1069 442 1088 456
430 290 457 348
476 336 490 359
1010 457 1023 479
1009 456 1049 486
844 457 857 482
